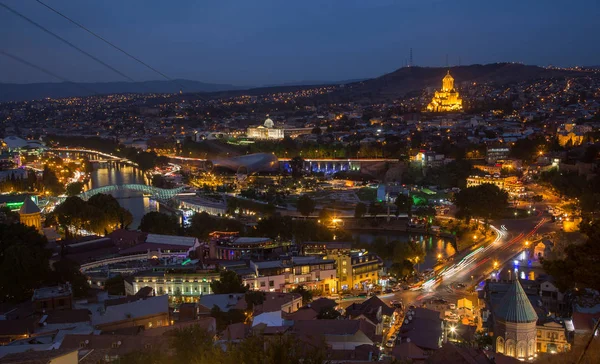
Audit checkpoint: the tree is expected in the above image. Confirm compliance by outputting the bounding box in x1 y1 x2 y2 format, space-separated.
296 194 316 217
65 182 84 196
118 350 168 364
104 275 125 295
87 193 133 230
289 156 305 179
291 285 313 305
171 324 216 364
395 194 413 217
542 220 600 292
53 196 90 238
138 211 179 234
49 258 89 297
42 165 64 196
455 184 508 223
210 270 247 294
151 174 175 189
245 290 266 311
0 223 51 302
317 306 341 319
311 126 322 135
369 201 385 217
354 202 367 218
389 260 415 278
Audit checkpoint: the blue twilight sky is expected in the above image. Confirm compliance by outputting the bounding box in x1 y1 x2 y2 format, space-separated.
1 0 599 86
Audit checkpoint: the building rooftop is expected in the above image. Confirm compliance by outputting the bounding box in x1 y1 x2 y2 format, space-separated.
91 295 168 327
233 237 272 244
495 279 538 323
18 197 40 214
32 285 72 300
145 234 197 247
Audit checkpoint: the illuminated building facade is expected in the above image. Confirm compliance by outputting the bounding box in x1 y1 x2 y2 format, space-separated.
335 252 383 292
466 175 525 196
247 118 284 140
426 71 463 112
126 269 219 303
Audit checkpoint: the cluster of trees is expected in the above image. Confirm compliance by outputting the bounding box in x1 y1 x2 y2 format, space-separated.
0 222 51 302
48 194 133 238
0 169 39 193
353 237 425 279
42 165 65 195
252 214 347 242
402 160 474 189
454 183 509 223
543 220 600 292
119 324 328 364
65 181 85 196
151 174 175 189
138 211 180 235
0 217 89 303
187 212 245 240
227 197 276 216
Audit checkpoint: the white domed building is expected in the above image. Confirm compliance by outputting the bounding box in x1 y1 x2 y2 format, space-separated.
247 117 284 140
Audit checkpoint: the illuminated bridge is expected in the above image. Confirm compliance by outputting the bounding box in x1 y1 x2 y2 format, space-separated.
57 184 187 202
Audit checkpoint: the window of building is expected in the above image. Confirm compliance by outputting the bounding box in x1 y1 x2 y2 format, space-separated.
269 281 274 287
342 261 346 266
537 330 541 338
342 268 347 274
58 299 65 306
79 342 86 348
260 281 266 287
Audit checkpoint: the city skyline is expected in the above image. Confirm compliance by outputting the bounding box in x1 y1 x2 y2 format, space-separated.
0 0 599 86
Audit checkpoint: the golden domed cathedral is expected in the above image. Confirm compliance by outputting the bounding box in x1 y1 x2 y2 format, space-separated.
426 70 463 112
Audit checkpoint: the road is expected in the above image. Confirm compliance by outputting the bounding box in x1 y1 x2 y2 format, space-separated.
339 199 561 320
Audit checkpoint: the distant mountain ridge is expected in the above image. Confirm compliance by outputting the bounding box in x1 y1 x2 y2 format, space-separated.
0 79 241 102
0 63 588 102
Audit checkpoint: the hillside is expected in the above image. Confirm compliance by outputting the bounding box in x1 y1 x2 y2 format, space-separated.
328 63 585 102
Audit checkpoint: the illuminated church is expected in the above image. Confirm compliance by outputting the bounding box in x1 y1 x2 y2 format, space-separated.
426 70 463 112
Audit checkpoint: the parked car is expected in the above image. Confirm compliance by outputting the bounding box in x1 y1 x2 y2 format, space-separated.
384 288 393 294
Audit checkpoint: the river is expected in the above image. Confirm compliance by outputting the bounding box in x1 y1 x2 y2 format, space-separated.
87 165 157 229
351 231 456 271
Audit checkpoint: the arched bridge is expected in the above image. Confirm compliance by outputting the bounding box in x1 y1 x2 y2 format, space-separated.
71 184 186 201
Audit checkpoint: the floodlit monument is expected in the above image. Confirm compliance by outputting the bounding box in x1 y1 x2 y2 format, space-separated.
426 71 463 112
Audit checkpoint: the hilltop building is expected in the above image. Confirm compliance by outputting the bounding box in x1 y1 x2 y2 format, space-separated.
426 71 463 112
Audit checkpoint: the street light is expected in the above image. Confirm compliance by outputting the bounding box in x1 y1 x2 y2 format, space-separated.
493 261 499 269
437 253 442 260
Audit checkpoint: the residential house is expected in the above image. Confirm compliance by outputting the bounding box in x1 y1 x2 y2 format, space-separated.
292 320 376 350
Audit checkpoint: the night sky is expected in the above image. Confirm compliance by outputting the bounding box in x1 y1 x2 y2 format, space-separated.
1 0 599 86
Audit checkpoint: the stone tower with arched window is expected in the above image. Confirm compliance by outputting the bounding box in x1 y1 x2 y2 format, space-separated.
19 196 42 233
494 279 538 360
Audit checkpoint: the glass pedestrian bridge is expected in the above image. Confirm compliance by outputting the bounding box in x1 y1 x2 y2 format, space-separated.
58 184 186 202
